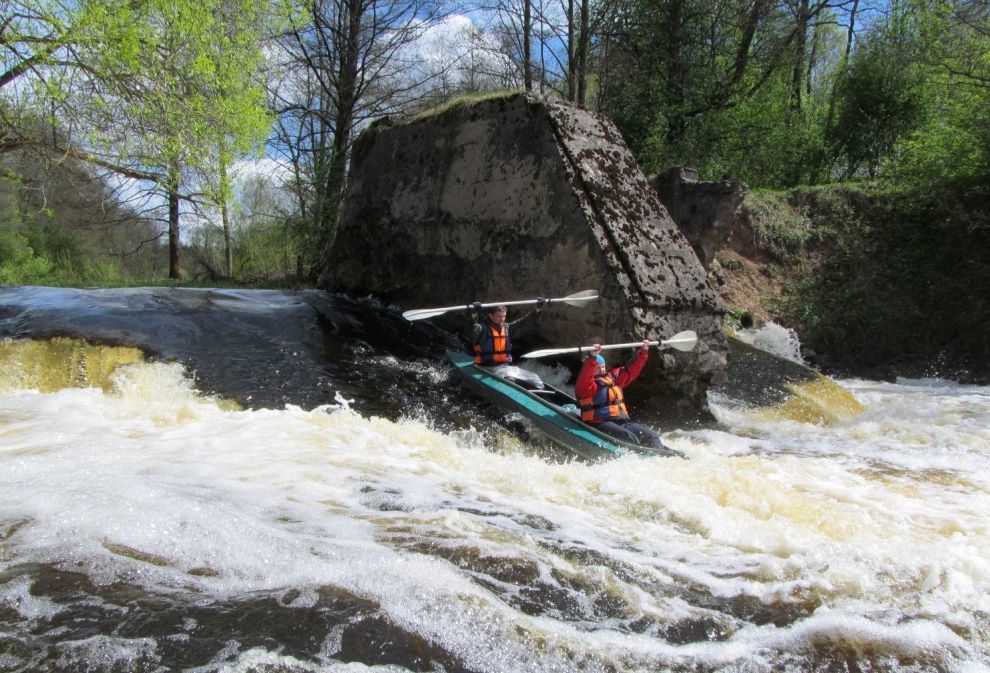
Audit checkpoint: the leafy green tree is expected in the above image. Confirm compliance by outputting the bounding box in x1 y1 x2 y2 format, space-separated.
825 28 926 179
77 0 271 279
822 0 990 184
597 0 849 187
893 0 990 183
2 0 271 280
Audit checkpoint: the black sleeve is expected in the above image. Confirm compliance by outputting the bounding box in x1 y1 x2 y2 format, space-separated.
466 313 484 345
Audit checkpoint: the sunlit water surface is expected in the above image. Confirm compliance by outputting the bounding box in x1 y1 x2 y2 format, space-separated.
1 357 988 673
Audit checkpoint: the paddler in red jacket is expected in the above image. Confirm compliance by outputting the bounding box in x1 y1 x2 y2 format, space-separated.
575 340 666 448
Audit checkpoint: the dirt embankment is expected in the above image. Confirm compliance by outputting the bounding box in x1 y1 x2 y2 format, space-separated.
708 191 802 329
709 184 990 383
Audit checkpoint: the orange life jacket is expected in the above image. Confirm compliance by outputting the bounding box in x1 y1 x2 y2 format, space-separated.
579 375 629 422
474 324 510 365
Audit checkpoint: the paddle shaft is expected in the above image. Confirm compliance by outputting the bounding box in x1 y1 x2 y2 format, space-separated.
521 330 698 359
402 290 597 321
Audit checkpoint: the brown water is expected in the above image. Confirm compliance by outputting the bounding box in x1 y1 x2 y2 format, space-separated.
0 287 987 673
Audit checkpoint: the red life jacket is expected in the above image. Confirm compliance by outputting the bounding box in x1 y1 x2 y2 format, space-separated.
579 375 629 422
474 324 510 365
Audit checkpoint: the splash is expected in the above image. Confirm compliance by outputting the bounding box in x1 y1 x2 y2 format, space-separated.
775 376 866 425
735 322 806 364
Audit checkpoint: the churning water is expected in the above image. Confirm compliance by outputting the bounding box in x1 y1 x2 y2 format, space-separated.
0 291 988 673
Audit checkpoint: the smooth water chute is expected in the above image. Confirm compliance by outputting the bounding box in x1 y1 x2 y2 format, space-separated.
0 337 144 393
715 332 865 426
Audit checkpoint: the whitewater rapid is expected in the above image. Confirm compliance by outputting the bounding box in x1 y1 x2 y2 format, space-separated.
1 358 988 672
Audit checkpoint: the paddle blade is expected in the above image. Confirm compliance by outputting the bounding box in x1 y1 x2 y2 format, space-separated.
520 347 567 359
559 289 599 307
402 307 452 321
662 330 698 352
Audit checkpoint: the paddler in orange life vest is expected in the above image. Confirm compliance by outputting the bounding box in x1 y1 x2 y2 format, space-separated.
575 340 666 449
468 300 546 389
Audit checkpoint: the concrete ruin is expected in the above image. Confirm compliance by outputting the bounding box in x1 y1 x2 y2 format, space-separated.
652 166 747 271
320 93 727 410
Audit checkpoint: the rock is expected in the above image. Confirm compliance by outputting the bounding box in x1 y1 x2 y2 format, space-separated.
321 93 727 409
652 166 747 271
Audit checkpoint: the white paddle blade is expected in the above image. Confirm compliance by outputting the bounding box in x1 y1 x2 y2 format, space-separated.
522 330 699 359
520 347 564 359
402 307 454 321
662 330 698 352
559 289 599 307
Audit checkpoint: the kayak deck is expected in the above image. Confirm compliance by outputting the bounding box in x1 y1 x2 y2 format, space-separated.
447 350 683 460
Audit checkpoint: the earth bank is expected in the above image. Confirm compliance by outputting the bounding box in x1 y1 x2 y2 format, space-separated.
710 180 990 384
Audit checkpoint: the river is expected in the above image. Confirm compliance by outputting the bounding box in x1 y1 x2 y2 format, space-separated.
0 287 987 672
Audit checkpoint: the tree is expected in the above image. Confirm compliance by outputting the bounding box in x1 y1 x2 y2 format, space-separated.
487 0 618 105
892 0 990 183
490 0 539 92
2 0 271 279
1 1 69 154
595 0 863 186
87 0 271 279
269 0 448 278
825 29 925 178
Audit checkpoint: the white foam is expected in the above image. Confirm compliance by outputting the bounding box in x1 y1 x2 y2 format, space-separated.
736 322 806 364
2 362 989 671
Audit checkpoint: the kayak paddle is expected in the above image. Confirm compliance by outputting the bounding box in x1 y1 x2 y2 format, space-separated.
521 330 699 359
402 289 599 322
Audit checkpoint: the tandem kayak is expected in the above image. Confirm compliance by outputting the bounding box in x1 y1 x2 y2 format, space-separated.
447 350 685 460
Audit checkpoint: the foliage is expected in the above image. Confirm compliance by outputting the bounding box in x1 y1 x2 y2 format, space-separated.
641 73 832 187
2 0 273 280
0 230 53 284
186 174 303 284
741 190 814 263
597 0 854 189
825 27 927 179
890 1 990 184
407 90 525 125
0 154 166 285
767 182 990 377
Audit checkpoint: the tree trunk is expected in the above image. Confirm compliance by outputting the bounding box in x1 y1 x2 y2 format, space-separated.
807 14 819 98
577 0 589 106
821 0 858 180
567 0 575 101
222 197 232 278
168 163 181 280
320 0 363 259
218 153 233 278
791 0 809 111
523 0 533 91
843 0 859 65
664 0 685 146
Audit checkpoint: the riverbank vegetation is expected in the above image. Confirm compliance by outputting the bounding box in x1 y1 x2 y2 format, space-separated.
2 0 988 374
721 182 990 381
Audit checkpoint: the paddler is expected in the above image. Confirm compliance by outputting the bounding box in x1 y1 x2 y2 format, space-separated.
468 299 546 388
575 340 666 448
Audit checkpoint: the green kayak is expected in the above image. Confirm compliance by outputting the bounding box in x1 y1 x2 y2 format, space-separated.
447 350 684 460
